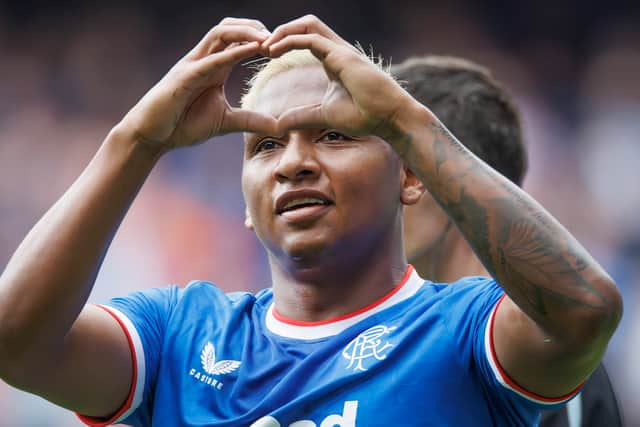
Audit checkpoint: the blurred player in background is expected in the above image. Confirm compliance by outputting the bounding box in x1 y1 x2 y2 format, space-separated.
395 55 624 427
0 15 622 426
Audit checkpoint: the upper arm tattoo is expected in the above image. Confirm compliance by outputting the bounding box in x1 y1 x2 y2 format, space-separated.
419 122 611 323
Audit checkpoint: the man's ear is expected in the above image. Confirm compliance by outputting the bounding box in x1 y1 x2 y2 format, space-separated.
400 164 425 205
244 207 254 230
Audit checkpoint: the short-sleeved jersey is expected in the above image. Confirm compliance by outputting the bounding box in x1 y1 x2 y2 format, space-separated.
78 266 579 427
540 363 622 427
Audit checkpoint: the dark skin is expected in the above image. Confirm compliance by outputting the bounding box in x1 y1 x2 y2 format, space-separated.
242 66 412 322
0 14 622 422
402 180 483 283
260 16 621 397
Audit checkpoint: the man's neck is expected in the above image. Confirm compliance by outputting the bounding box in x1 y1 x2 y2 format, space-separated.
411 230 489 283
268 233 408 323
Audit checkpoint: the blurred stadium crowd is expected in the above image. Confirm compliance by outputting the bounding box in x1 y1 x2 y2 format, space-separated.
0 0 638 425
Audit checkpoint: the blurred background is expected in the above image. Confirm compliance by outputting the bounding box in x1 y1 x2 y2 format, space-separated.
0 0 638 425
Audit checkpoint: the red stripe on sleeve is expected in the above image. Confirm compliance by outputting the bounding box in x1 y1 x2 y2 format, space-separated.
489 295 584 404
76 305 139 427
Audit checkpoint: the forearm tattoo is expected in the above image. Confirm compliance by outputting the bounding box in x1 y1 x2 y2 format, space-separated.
422 123 610 323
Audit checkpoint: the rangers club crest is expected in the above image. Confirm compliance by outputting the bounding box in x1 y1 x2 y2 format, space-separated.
342 324 397 372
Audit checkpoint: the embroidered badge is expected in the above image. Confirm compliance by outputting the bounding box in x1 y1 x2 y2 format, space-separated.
342 325 397 372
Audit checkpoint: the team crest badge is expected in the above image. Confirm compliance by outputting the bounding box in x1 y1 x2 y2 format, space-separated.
342 324 397 372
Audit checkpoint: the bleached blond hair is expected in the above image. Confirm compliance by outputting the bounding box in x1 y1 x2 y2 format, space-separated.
241 47 389 109
241 50 322 109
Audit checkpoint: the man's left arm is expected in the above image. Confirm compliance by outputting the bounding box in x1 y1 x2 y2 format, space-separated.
390 105 622 398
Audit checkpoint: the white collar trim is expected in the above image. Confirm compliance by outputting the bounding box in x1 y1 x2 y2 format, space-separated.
265 268 424 340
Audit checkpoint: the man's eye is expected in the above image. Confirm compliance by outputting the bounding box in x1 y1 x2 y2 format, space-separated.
255 140 280 153
322 131 350 141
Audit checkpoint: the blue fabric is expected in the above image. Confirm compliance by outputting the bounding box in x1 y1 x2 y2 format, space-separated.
104 277 559 426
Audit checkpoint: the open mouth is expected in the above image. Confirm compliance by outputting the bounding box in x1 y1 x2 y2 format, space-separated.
275 190 334 215
275 191 334 222
280 197 329 213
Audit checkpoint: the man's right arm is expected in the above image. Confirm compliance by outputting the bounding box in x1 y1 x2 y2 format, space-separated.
0 18 276 419
0 129 162 417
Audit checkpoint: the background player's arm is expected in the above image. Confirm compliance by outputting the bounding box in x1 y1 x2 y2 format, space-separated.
263 15 622 399
0 19 276 417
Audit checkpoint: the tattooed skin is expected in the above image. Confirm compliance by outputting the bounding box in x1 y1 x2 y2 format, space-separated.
415 121 613 327
494 200 606 318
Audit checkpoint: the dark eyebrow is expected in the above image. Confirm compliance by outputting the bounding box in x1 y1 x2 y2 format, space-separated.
248 132 288 141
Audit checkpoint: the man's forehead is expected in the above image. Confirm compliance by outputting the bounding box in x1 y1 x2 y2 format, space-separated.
252 66 329 117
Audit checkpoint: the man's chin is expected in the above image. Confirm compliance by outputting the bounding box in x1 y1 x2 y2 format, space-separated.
284 242 329 265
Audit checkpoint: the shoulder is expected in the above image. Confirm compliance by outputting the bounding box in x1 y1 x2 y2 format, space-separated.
106 281 270 325
427 276 503 305
175 280 270 312
160 281 274 325
181 280 265 300
446 275 499 291
421 276 504 333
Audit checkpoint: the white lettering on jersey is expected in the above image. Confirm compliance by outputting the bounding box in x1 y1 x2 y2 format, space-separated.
187 341 241 391
250 401 359 427
342 325 397 371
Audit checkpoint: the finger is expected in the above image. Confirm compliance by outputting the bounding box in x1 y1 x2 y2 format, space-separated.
267 33 335 61
223 108 278 135
190 24 271 58
195 26 270 57
218 17 269 32
277 104 327 132
263 14 343 49
192 41 263 75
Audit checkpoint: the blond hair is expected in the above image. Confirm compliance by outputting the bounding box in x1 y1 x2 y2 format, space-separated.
241 46 388 109
241 50 322 109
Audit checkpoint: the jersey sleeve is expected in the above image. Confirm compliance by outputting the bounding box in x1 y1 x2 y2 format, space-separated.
442 277 582 416
76 286 181 427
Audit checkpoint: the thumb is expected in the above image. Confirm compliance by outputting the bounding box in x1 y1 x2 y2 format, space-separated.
276 103 327 132
223 108 278 135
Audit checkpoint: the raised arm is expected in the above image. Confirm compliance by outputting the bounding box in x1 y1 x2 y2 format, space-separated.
0 18 276 418
389 108 622 397
263 15 622 398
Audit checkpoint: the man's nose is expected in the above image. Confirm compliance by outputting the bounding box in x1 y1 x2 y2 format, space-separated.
273 138 320 182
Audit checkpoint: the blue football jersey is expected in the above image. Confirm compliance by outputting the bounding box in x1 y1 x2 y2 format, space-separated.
78 266 579 427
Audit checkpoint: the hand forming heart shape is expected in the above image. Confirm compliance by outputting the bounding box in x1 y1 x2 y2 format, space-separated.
115 15 416 154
